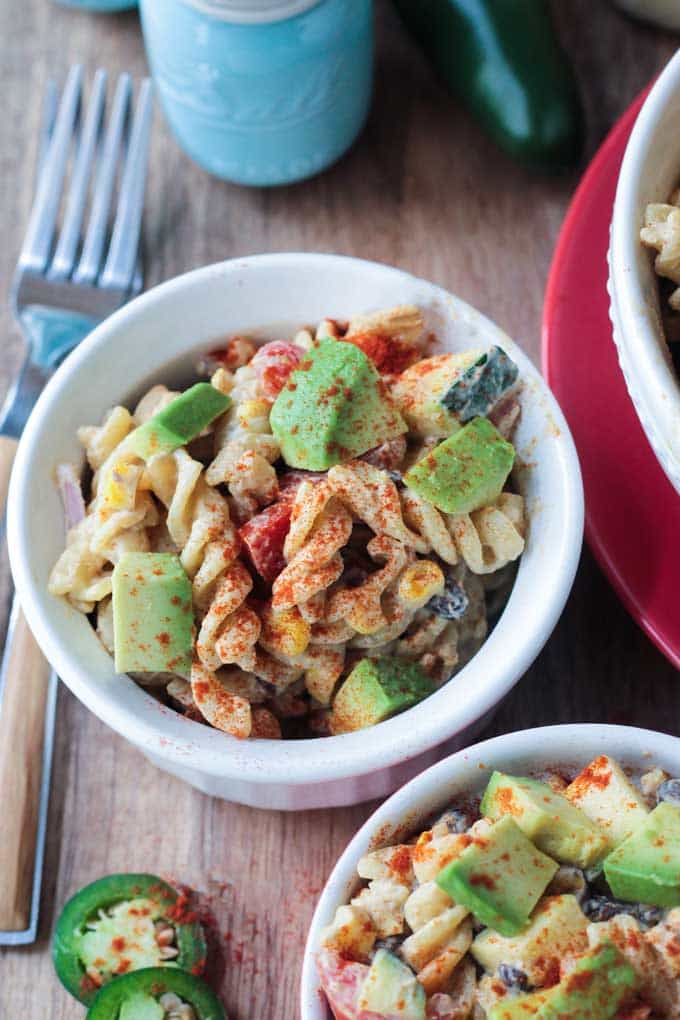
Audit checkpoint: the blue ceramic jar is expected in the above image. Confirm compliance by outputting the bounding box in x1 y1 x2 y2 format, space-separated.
139 0 374 186
55 0 137 10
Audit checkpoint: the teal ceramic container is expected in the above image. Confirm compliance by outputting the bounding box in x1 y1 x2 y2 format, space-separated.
55 0 137 10
139 0 374 186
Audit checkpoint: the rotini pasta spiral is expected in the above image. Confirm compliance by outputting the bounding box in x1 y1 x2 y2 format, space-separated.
205 363 280 519
50 304 526 739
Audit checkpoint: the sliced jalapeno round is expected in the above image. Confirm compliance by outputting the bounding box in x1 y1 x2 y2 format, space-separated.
53 874 207 1004
86 967 227 1020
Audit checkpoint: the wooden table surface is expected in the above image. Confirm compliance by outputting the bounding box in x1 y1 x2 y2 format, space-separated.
0 2 678 1017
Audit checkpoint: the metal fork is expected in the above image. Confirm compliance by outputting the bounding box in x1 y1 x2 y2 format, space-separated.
0 65 153 944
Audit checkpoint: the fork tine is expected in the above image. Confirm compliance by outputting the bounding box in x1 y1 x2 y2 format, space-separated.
100 79 153 292
73 73 132 286
36 82 59 185
50 70 108 281
19 66 83 274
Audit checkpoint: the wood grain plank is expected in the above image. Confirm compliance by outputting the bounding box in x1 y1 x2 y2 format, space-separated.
0 1 677 1017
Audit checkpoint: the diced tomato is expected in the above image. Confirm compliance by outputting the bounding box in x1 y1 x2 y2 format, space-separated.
239 501 292 583
252 341 303 399
316 950 404 1020
344 332 420 376
316 950 369 1020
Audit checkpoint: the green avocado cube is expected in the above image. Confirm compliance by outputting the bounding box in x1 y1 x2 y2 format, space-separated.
112 553 193 675
270 339 407 470
120 994 164 1020
440 346 519 423
435 816 559 936
357 949 425 1020
128 383 231 460
603 802 680 907
330 657 435 733
471 895 589 985
487 989 553 1020
403 417 515 514
488 943 640 1020
481 772 609 868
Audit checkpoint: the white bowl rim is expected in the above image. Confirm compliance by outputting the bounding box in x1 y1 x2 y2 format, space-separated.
610 49 680 486
8 253 584 787
300 722 680 1018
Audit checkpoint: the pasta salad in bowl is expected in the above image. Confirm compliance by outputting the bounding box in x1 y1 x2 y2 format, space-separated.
8 254 582 808
302 724 680 1020
609 48 680 493
48 305 526 741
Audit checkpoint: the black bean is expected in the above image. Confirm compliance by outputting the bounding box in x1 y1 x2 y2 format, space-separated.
657 778 680 807
497 964 530 991
584 865 610 896
583 895 664 927
634 904 665 927
343 566 369 589
548 866 588 904
427 576 469 620
433 807 475 834
372 936 404 958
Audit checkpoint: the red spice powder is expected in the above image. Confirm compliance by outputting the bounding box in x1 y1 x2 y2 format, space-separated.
569 755 613 795
469 872 496 890
496 786 522 817
388 845 412 877
344 331 419 375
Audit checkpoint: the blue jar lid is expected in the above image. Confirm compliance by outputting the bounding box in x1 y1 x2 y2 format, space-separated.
181 0 322 22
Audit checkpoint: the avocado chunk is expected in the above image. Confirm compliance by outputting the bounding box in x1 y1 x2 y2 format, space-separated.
127 383 231 460
119 992 164 1020
330 657 435 734
392 351 479 437
440 346 519 423
403 417 515 514
435 816 559 936
488 942 640 1019
270 339 407 469
565 755 650 847
603 802 680 907
357 949 426 1020
487 989 553 1019
112 553 193 675
471 895 589 986
481 772 609 868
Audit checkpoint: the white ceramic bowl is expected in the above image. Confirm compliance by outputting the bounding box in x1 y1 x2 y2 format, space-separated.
609 49 680 493
301 723 680 1019
8 254 583 810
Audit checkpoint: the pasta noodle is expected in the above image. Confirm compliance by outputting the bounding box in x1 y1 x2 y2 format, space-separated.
49 304 526 739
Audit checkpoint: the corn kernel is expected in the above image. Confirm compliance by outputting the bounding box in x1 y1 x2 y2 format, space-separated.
238 399 271 432
100 458 140 511
260 604 310 657
398 561 445 609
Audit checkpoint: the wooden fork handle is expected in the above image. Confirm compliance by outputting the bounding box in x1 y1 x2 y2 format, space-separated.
0 607 52 931
0 436 52 930
0 435 18 518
